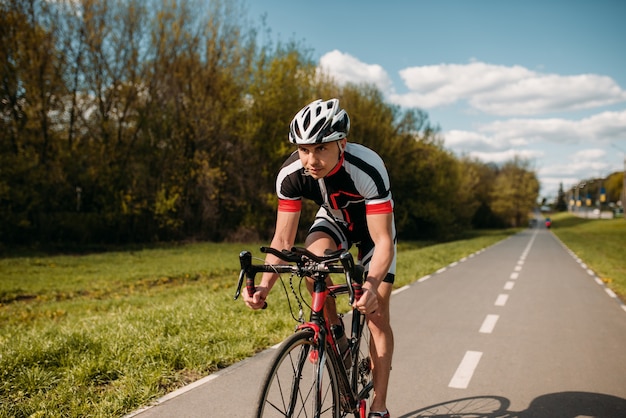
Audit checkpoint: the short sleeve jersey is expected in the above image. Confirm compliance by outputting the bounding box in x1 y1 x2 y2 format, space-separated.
276 142 393 243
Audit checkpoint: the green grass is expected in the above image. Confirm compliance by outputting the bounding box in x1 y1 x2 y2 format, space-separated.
0 228 557 417
550 212 626 301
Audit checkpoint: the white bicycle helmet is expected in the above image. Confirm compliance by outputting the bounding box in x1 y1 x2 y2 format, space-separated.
289 99 350 144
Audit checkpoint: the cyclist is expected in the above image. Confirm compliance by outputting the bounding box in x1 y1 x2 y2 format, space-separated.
243 98 396 418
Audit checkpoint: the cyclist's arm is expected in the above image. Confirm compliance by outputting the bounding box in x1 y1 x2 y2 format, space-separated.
261 209 300 289
364 212 394 289
354 211 394 313
243 209 300 309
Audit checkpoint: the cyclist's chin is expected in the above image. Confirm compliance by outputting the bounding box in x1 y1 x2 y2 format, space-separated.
307 168 327 178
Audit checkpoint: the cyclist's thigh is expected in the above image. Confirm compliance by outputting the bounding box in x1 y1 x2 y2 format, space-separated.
307 209 349 253
305 230 337 255
306 214 346 289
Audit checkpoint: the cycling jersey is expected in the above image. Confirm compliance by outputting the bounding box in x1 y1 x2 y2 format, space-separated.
276 142 397 282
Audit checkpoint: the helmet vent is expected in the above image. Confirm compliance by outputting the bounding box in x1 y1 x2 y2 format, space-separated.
303 111 311 130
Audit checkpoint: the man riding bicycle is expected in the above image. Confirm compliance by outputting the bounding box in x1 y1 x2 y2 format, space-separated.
243 98 396 418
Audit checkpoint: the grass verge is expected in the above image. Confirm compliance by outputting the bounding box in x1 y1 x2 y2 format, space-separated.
549 212 626 301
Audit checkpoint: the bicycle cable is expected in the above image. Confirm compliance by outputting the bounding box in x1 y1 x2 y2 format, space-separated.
252 256 305 324
289 274 305 323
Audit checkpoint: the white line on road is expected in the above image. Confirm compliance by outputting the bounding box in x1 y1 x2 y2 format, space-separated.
449 351 483 389
479 314 499 334
504 281 515 290
392 285 410 295
495 294 509 306
510 272 519 280
514 265 522 272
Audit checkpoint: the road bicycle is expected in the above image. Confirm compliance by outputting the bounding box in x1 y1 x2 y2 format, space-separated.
234 246 374 418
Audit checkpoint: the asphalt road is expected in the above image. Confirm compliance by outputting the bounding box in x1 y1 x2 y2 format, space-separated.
128 227 626 417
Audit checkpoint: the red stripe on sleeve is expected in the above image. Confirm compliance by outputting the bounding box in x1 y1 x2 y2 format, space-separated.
366 201 393 215
278 199 302 212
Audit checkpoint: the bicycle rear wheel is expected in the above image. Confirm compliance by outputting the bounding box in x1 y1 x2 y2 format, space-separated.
256 329 341 418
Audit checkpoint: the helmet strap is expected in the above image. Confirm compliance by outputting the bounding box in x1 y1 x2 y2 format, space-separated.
336 139 346 156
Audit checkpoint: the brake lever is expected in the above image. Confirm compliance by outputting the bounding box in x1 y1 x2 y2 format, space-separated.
234 251 251 300
340 252 356 304
234 250 267 309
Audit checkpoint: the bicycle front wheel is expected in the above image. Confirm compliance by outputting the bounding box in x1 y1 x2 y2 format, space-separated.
256 329 341 418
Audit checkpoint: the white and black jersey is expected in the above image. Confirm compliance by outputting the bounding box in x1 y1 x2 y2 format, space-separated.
276 142 395 248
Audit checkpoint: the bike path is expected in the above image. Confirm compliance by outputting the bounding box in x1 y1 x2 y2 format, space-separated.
387 228 626 416
128 228 626 417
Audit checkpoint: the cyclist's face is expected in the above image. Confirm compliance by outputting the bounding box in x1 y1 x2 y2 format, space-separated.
297 140 344 179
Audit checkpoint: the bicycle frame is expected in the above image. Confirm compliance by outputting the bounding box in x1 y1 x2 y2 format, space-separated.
306 279 371 415
235 246 370 415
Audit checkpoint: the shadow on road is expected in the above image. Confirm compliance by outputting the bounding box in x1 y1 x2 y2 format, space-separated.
398 392 626 417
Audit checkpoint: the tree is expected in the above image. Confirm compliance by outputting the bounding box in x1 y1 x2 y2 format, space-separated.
604 171 624 205
490 157 540 227
555 182 568 211
0 0 543 247
0 0 71 243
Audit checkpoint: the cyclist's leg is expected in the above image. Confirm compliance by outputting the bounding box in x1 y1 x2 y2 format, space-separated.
306 210 350 326
366 279 393 413
359 238 396 414
305 230 341 325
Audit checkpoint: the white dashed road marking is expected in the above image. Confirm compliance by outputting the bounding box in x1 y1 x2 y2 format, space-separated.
449 351 483 389
479 314 499 334
495 294 509 306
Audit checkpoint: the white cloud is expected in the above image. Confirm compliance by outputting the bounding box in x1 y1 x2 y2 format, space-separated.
391 62 535 110
394 62 626 116
538 149 607 178
444 110 626 151
537 149 612 197
571 148 607 161
444 130 503 151
468 149 543 164
318 50 393 94
318 54 626 117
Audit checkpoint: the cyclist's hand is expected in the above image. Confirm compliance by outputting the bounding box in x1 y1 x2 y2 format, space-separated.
244 285 269 310
353 287 379 314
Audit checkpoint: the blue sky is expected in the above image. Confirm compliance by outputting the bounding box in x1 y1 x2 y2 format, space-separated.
245 0 626 201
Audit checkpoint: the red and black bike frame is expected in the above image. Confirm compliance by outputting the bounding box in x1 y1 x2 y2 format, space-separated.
235 247 366 415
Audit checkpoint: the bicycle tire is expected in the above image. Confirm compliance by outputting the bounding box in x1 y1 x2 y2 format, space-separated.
256 329 341 418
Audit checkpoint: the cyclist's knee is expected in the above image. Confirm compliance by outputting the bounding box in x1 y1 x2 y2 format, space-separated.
305 231 337 254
